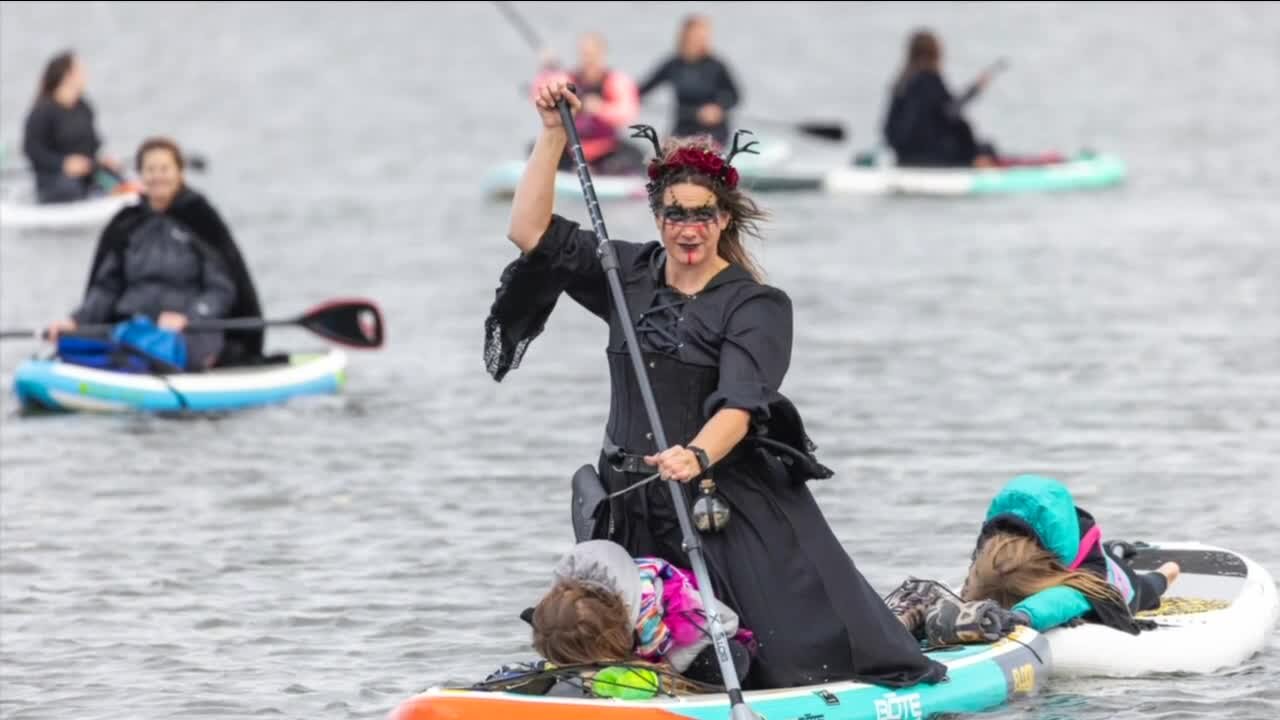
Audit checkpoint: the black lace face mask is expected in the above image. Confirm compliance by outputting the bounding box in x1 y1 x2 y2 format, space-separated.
659 203 720 226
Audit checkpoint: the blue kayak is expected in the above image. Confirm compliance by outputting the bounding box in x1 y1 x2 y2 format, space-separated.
12 349 346 414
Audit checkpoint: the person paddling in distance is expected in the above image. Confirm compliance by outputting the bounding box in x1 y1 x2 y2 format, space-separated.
22 50 125 203
882 29 1000 168
486 78 947 691
530 32 644 175
44 137 264 372
639 14 740 148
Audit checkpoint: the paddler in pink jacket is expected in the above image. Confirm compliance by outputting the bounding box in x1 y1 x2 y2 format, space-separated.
531 33 644 175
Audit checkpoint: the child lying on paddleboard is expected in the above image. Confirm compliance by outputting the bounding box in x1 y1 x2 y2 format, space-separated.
526 540 756 689
887 474 1181 645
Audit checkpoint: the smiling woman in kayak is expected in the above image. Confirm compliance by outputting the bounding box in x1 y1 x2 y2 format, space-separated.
44 137 264 371
485 79 946 691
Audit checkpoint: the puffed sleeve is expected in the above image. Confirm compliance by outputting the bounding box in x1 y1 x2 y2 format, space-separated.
702 288 793 420
484 214 610 381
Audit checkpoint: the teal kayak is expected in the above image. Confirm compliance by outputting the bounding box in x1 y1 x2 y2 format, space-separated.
12 349 346 414
387 624 1050 720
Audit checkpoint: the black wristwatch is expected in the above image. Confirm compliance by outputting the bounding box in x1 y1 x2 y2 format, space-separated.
687 445 712 474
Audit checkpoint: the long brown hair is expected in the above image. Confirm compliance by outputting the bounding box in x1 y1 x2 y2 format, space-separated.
35 50 76 103
531 579 634 666
647 135 769 282
894 29 941 95
962 532 1125 609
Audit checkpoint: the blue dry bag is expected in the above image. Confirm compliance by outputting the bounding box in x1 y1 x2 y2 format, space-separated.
57 316 188 373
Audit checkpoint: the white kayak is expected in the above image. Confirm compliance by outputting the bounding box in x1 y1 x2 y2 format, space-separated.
1044 541 1279 678
0 185 137 231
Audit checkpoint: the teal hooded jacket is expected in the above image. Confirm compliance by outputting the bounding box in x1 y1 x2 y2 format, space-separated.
976 475 1133 632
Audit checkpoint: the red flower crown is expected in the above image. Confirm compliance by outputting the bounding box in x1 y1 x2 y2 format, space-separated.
631 125 759 195
647 147 740 189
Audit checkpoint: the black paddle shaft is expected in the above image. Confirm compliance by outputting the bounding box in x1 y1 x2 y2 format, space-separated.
555 87 755 719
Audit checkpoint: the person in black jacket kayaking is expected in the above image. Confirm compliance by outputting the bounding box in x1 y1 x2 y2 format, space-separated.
882 30 998 168
22 50 124 203
45 137 264 371
638 15 740 148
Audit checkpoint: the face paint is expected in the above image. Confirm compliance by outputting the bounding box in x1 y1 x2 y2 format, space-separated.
659 204 719 226
656 183 725 269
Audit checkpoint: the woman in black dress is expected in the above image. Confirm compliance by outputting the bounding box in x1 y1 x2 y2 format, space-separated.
485 79 946 692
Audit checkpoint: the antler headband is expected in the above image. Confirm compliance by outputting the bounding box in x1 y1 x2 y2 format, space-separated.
629 125 760 192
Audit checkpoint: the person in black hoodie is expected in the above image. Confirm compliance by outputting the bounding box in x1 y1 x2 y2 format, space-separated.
22 50 123 203
638 14 740 148
882 30 998 168
45 137 264 371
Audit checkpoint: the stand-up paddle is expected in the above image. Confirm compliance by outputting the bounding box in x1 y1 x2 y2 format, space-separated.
555 85 758 720
0 298 385 349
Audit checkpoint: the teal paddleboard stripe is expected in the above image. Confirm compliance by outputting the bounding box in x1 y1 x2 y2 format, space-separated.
657 631 1046 720
971 155 1127 194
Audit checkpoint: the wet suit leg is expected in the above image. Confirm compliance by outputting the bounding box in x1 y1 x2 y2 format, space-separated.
1132 571 1169 613
1104 543 1168 613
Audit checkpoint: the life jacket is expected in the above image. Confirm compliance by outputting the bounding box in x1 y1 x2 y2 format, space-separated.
529 68 639 163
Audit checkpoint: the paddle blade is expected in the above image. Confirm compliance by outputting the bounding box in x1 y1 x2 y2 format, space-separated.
796 122 846 142
298 299 385 349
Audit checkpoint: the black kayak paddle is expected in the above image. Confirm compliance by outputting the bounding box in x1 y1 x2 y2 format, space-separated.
0 298 385 349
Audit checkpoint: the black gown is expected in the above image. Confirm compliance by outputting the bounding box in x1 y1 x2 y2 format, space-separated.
485 214 947 691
